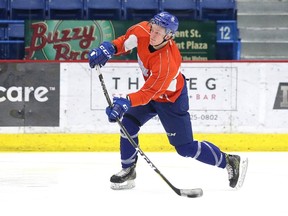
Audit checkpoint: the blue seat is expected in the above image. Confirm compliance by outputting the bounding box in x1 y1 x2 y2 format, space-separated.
0 21 8 40
123 0 160 21
85 0 123 20
48 0 84 20
8 23 25 40
216 20 238 41
0 20 24 40
199 0 237 20
216 20 240 60
0 28 6 40
0 0 8 19
0 41 9 59
0 21 25 59
10 0 47 20
160 0 198 20
216 40 241 60
0 40 25 59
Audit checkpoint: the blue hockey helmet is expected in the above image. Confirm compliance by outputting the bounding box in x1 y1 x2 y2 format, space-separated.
150 12 179 35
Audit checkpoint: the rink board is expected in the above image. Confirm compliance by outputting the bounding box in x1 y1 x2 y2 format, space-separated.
0 133 287 152
0 61 287 152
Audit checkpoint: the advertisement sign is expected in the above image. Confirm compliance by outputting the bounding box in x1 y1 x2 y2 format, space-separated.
0 62 60 126
24 20 115 60
88 62 288 133
89 63 236 132
24 20 216 60
274 83 288 109
174 21 216 60
0 62 287 134
91 64 237 111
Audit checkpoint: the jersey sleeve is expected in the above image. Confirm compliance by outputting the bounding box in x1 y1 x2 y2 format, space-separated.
112 35 130 55
112 21 149 56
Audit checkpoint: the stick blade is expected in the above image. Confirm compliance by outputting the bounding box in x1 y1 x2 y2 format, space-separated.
180 188 203 198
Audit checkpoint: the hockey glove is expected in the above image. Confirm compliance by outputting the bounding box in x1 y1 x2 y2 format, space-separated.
105 97 131 122
88 41 115 68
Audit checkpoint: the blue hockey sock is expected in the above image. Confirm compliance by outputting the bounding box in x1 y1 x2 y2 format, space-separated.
120 117 140 168
175 140 227 168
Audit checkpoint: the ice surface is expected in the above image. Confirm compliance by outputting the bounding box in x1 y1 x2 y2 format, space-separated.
0 152 287 216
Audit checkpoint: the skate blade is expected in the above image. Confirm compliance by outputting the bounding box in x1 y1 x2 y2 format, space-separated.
235 157 248 190
111 180 135 190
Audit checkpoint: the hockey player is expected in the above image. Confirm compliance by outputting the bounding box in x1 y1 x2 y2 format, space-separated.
88 12 248 190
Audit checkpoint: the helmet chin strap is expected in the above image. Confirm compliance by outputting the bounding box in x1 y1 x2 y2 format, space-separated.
154 38 167 47
153 33 172 48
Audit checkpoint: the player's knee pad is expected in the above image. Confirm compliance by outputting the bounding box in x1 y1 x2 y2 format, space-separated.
121 115 140 137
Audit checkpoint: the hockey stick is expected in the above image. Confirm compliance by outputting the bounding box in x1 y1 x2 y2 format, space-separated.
95 65 203 198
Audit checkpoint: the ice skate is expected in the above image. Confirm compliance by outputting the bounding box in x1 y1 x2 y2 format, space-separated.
226 154 248 189
110 164 136 190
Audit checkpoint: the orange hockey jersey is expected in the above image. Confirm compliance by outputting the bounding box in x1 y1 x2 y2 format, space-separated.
112 21 185 107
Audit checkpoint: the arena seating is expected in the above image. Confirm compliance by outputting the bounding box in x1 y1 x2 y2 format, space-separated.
199 0 237 20
0 27 5 40
160 0 199 20
0 0 240 60
216 20 240 60
85 0 123 20
0 0 8 19
0 0 239 21
7 22 25 39
0 20 24 59
122 0 160 21
10 0 47 20
47 0 84 20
